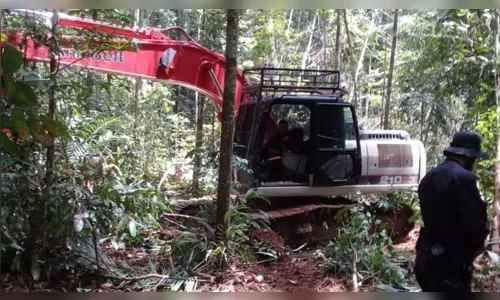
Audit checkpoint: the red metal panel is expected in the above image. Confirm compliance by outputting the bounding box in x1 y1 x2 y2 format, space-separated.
3 9 280 136
5 32 249 116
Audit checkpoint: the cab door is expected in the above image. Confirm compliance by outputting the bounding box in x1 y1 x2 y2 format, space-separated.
312 102 362 186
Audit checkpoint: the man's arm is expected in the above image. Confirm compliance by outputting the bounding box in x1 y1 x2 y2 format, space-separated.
455 174 490 255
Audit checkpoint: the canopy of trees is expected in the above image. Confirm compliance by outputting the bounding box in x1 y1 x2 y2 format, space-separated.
0 9 498 292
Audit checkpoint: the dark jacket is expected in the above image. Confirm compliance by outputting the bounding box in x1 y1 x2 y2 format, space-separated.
417 159 489 260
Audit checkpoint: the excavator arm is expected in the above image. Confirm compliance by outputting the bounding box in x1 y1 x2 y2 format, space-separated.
3 9 249 116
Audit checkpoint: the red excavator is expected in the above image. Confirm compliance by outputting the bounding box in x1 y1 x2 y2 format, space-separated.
3 9 426 244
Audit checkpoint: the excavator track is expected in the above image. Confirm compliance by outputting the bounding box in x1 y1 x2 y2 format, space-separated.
246 196 415 247
166 195 415 247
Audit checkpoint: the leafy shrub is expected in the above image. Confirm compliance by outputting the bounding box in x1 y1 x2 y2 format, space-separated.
320 200 414 289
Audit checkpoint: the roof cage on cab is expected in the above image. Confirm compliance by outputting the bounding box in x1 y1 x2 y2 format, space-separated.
241 67 348 101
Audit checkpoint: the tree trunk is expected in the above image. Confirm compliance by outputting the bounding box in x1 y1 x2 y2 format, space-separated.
41 8 59 259
173 87 180 114
45 9 59 187
334 9 342 70
215 9 239 248
343 10 358 108
192 10 205 194
380 30 388 128
351 21 375 108
494 108 500 254
383 9 399 130
286 9 294 33
298 10 303 31
192 91 205 194
133 9 144 139
492 9 500 253
364 54 372 121
299 11 318 81
172 11 184 114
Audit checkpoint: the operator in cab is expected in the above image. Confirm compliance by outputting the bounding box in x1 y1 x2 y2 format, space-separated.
276 119 290 142
263 119 289 157
261 119 290 181
414 131 490 292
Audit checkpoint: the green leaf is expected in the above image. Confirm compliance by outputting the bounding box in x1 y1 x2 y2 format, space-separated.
27 114 52 147
116 216 128 232
128 220 137 237
9 242 24 251
31 254 41 281
0 131 20 157
11 107 31 140
14 81 38 106
4 78 38 107
2 44 23 73
111 238 119 250
0 115 13 129
40 115 69 138
486 250 500 265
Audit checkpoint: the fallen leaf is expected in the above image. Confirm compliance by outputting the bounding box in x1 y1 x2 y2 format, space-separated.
101 283 114 289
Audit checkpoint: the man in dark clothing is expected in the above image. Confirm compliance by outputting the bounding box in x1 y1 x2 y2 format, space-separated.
414 131 490 292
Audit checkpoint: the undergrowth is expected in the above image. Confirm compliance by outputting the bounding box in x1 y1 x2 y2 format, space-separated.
320 192 419 291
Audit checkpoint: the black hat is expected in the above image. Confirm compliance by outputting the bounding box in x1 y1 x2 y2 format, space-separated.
443 131 489 159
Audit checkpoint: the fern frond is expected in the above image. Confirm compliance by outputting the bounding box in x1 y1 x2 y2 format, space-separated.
73 116 124 143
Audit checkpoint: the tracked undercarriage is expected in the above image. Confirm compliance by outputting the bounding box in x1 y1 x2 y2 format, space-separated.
246 196 416 246
168 195 416 247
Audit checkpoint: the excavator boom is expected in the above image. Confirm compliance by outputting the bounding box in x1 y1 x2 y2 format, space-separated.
4 9 249 116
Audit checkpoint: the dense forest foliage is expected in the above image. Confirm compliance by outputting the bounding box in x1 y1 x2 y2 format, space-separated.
0 9 499 292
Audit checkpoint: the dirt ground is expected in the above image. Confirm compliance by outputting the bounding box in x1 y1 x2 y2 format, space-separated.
4 227 500 292
200 228 421 292
202 257 346 292
201 249 346 292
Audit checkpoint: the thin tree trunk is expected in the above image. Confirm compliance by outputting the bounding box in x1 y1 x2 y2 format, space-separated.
343 10 358 108
380 30 388 128
133 9 143 138
215 9 239 253
420 101 425 141
42 8 59 260
383 9 399 130
173 87 180 114
279 9 294 68
365 54 372 121
297 11 318 85
172 11 184 114
298 10 302 31
192 91 205 194
45 9 59 187
286 9 294 33
351 23 375 108
492 9 500 253
192 10 205 194
300 11 318 71
334 9 342 70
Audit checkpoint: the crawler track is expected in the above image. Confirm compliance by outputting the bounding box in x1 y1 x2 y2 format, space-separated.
247 196 415 246
166 195 416 247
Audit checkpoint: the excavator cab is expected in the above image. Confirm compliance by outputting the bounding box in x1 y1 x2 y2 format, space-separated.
234 68 362 192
